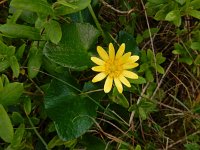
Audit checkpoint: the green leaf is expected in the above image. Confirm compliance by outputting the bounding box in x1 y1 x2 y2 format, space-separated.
11 112 24 125
45 20 62 44
0 24 41 40
118 31 140 54
135 145 142 150
16 44 26 60
145 69 154 82
138 63 149 72
54 0 91 15
142 28 159 39
0 60 10 72
179 57 193 65
0 82 24 106
184 143 200 150
191 42 200 51
155 64 165 74
138 107 147 120
111 87 129 108
44 78 97 141
188 10 200 19
23 97 31 115
194 55 200 65
190 0 200 10
0 104 14 143
28 46 43 78
175 0 186 5
129 76 146 84
10 0 53 16
165 10 181 26
156 52 166 64
43 23 99 70
10 124 25 149
9 56 20 78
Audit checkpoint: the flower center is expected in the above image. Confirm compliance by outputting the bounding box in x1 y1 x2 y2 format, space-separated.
105 59 123 78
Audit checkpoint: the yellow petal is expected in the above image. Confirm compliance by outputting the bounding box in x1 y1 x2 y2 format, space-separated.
127 55 139 63
97 46 109 61
116 43 125 59
119 75 131 87
104 76 113 93
122 70 138 79
92 72 107 83
114 78 123 93
123 63 139 69
121 52 131 63
92 66 105 72
91 57 105 65
109 43 115 60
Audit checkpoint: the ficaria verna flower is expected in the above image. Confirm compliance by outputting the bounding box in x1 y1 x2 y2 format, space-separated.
91 43 139 93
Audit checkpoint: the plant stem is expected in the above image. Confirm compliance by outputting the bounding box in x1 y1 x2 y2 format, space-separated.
27 115 49 150
88 4 105 38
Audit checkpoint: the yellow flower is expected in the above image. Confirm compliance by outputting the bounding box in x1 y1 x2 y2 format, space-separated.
91 43 139 93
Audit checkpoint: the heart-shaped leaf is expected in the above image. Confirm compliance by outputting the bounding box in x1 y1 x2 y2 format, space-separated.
43 23 99 70
44 77 97 141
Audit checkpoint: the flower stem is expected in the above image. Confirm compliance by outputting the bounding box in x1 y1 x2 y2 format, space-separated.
88 4 105 38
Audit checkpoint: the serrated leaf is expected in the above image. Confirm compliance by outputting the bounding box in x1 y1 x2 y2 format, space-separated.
9 56 20 78
0 24 41 40
10 0 53 16
43 23 99 70
45 20 62 44
54 0 91 15
0 82 23 106
0 104 14 143
44 77 97 141
28 46 43 79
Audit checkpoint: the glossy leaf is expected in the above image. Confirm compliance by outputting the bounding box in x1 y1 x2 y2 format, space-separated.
0 104 14 143
44 78 97 141
43 23 99 70
0 24 41 40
